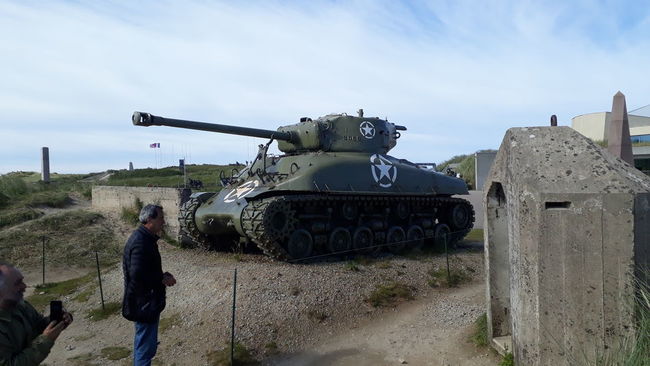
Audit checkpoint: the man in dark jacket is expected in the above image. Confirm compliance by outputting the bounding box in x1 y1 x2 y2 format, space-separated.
122 204 176 366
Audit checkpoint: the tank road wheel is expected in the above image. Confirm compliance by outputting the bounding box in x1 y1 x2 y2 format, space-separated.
262 200 297 242
328 227 352 254
396 202 410 220
352 226 375 254
287 229 313 259
448 203 472 231
386 226 406 253
342 202 358 221
433 223 451 248
406 225 425 250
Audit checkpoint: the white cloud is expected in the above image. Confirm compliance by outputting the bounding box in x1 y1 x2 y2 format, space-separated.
1 0 650 173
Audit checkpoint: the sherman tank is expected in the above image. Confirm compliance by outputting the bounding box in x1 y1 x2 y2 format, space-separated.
132 110 474 261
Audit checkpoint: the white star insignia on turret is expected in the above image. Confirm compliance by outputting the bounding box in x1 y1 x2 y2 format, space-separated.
360 121 376 139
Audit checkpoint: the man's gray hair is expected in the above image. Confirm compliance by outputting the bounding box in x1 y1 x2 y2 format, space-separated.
139 204 163 224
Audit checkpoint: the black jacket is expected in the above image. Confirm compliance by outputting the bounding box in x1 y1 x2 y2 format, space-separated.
122 225 166 323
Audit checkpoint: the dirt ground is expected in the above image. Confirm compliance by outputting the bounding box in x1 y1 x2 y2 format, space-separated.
270 283 498 366
13 202 500 366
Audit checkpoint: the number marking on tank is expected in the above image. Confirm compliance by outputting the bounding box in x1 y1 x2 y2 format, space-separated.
370 154 397 188
223 180 260 202
359 121 375 139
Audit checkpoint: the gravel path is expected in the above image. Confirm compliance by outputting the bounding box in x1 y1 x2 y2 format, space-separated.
36 240 497 366
17 205 498 365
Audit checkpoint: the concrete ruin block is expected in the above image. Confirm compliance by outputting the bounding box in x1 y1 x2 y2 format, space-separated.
484 126 650 365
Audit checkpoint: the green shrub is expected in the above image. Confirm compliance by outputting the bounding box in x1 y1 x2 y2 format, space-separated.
366 282 414 307
0 210 119 269
108 167 181 180
0 175 29 197
0 191 9 208
0 208 43 228
120 198 143 226
81 185 92 200
25 191 71 208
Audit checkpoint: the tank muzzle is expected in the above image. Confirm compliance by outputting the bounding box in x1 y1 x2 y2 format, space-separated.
132 111 153 126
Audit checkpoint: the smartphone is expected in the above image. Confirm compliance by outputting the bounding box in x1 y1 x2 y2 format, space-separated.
50 300 63 322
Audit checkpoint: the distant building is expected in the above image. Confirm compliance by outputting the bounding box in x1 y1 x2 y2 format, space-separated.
572 104 650 174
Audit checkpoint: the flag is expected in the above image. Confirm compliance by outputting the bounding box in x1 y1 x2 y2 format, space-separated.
149 143 160 148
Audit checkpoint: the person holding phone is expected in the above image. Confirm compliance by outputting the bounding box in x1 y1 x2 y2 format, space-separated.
0 262 73 365
122 204 177 366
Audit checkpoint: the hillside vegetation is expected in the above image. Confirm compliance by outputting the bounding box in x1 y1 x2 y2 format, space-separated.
103 164 243 191
436 150 496 190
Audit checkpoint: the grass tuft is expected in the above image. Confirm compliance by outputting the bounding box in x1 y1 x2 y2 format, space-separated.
86 301 121 321
345 261 360 272
0 208 43 229
366 282 414 307
100 346 131 360
206 342 258 366
160 313 182 333
499 352 514 366
471 313 488 347
427 266 472 288
27 273 95 311
25 191 71 208
264 341 279 355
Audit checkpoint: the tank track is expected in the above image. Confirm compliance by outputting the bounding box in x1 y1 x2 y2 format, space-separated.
241 194 474 261
178 196 214 250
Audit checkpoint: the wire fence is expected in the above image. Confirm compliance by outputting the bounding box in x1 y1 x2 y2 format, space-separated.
10 228 477 364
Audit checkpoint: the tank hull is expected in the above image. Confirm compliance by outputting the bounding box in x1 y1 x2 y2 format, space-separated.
181 152 474 260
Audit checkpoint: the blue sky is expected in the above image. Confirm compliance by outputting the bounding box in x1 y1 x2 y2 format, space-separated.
1 0 650 174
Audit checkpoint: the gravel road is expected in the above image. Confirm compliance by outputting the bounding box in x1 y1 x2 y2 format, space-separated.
24 209 498 365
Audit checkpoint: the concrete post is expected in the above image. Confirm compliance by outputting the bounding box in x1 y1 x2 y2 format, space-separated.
41 147 50 183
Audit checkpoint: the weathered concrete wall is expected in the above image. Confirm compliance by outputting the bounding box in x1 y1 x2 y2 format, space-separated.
475 151 497 191
484 126 650 365
92 186 186 236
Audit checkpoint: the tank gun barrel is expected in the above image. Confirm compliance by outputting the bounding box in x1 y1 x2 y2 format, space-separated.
132 111 295 142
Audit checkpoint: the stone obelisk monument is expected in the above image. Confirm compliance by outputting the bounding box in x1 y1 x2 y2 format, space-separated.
41 147 50 183
607 91 633 165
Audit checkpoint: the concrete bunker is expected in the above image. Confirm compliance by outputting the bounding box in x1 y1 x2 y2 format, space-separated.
484 126 650 365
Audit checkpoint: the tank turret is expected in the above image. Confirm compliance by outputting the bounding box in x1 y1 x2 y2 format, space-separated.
132 110 406 154
131 110 473 262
